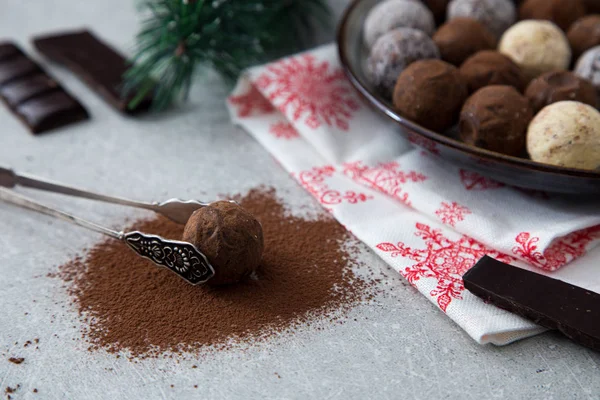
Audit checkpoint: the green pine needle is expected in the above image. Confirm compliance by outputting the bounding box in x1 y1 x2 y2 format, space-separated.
124 0 330 111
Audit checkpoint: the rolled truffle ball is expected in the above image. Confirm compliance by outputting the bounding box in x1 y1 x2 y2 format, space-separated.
568 16 600 62
182 201 264 286
574 45 600 94
459 50 525 93
363 0 436 48
367 28 440 99
499 20 571 81
527 101 600 170
525 71 597 113
433 18 497 66
519 0 585 32
447 0 516 38
393 59 468 132
459 85 533 156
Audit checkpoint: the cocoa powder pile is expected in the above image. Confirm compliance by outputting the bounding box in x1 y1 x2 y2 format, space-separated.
56 188 372 357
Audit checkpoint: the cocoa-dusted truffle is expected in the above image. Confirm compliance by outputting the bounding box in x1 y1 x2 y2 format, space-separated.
459 50 525 93
525 71 597 113
447 0 516 38
393 59 468 132
182 201 264 285
459 85 533 156
367 28 440 99
568 15 600 61
363 0 436 48
519 0 585 32
574 45 600 94
433 18 497 66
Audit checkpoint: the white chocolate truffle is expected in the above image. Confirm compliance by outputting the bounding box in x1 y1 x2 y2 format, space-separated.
499 21 571 82
527 101 600 170
575 45 600 94
366 28 440 99
447 0 516 38
363 0 436 48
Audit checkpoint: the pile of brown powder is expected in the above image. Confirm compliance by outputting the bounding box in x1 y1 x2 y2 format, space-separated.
56 188 373 357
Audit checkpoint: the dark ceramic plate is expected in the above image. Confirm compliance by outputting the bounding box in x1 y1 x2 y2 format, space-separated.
337 0 600 194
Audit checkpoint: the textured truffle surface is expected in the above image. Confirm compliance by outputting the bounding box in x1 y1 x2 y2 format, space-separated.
525 71 597 113
527 101 600 170
519 0 585 32
448 0 516 38
366 28 440 99
433 17 497 66
182 201 264 285
459 50 525 93
459 85 533 156
569 16 600 62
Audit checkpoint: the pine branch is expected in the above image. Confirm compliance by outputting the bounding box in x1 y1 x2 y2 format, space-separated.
124 0 330 111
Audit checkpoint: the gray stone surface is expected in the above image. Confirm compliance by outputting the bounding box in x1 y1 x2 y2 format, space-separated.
0 1 599 399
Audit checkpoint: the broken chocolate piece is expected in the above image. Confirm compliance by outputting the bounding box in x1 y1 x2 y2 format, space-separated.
0 42 88 134
463 256 600 351
33 30 153 113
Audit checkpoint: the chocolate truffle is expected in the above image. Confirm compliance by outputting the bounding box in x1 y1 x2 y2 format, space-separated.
519 0 585 32
574 45 600 94
433 18 497 66
363 0 436 48
447 0 516 38
527 101 600 170
366 28 440 99
459 50 525 93
568 15 600 61
459 85 533 156
393 59 468 132
182 201 264 286
525 71 597 113
499 20 571 81
584 0 600 13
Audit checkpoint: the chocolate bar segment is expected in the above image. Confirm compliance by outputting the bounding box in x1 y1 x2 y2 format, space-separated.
0 42 88 134
463 256 600 351
33 30 153 113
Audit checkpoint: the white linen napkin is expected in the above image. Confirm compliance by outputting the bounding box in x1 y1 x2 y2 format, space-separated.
227 44 600 345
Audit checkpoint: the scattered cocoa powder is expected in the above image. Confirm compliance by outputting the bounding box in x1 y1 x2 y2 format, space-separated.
7 358 23 365
56 188 372 357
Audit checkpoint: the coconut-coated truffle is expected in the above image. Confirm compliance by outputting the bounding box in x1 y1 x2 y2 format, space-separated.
525 71 597 113
433 18 497 66
393 59 468 132
459 50 525 93
182 201 264 285
447 0 516 38
459 85 533 156
568 15 600 61
499 20 571 81
366 28 440 99
575 45 600 94
519 0 586 32
527 101 600 170
363 0 436 48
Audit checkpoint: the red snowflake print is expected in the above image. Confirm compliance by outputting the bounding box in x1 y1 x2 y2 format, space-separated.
435 202 472 227
297 165 373 206
512 225 600 271
377 224 514 312
255 54 360 131
407 131 440 156
228 84 275 118
459 169 505 191
269 122 299 140
343 161 426 207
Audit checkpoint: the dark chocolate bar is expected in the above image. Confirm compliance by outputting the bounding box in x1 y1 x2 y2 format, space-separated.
33 30 153 113
463 256 600 351
0 42 88 134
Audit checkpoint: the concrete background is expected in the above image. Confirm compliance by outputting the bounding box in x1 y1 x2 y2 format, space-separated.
0 1 599 399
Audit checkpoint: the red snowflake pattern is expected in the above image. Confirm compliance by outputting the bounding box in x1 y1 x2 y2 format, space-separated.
377 224 514 312
435 202 472 227
255 54 360 131
512 226 600 271
343 161 427 207
459 169 505 191
269 122 299 140
228 84 275 117
297 165 373 206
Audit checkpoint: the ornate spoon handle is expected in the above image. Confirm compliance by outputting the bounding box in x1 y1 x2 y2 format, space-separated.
0 188 214 285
